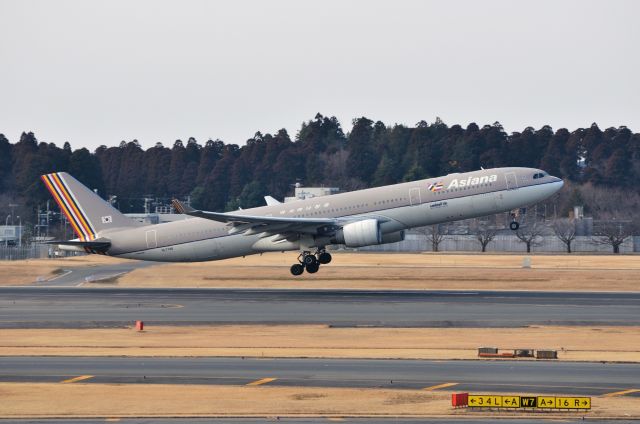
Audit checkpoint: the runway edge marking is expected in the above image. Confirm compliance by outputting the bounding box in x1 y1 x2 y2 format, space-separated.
423 382 458 391
60 375 94 384
246 377 278 386
603 388 640 397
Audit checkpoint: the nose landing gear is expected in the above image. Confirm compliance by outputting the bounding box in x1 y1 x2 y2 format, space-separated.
509 208 525 231
290 248 332 276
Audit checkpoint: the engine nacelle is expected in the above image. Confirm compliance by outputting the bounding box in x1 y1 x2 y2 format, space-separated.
380 230 405 244
334 219 382 247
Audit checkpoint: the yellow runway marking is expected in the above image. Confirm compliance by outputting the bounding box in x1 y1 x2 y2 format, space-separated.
423 382 458 391
603 388 640 397
246 377 277 386
60 375 94 384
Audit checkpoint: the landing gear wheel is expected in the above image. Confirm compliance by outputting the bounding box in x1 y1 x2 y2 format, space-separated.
317 251 332 264
303 254 317 266
305 262 320 273
510 221 520 231
290 263 304 276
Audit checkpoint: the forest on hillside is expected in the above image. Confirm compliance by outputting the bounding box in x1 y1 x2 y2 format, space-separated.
1 114 639 224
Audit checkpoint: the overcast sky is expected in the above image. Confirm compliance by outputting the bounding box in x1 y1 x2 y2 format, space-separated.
1 0 638 150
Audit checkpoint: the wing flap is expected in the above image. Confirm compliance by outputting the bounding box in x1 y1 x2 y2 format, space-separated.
172 199 335 226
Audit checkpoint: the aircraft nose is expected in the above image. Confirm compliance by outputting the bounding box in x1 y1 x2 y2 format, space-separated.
551 177 564 193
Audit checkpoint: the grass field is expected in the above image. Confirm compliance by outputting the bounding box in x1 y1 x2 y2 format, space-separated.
2 325 638 362
0 383 636 419
111 252 640 291
2 252 639 291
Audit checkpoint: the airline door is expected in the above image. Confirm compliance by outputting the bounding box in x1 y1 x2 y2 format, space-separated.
145 230 157 249
505 172 518 190
409 188 421 206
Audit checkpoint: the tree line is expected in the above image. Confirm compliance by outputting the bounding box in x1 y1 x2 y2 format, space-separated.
1 114 638 219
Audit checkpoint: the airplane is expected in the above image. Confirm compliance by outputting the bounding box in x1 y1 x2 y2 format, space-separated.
41 167 563 275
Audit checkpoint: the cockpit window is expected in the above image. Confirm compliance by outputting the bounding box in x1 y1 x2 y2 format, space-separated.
532 172 546 179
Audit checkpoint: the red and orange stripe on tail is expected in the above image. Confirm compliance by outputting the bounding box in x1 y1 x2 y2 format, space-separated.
41 173 97 241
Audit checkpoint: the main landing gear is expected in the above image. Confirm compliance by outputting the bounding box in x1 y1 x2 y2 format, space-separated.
509 208 523 231
290 248 332 276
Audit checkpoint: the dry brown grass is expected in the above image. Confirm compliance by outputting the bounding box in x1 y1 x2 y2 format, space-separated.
0 255 132 286
2 325 638 362
112 252 640 291
0 383 637 418
2 253 639 290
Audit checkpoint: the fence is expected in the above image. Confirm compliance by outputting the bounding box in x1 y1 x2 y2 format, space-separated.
360 234 637 253
2 236 638 260
0 244 72 261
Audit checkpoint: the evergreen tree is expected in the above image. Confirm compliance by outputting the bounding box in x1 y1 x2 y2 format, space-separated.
68 148 104 195
0 115 638 221
0 134 12 192
346 117 378 183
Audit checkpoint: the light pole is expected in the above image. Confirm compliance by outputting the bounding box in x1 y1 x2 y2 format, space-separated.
4 214 9 248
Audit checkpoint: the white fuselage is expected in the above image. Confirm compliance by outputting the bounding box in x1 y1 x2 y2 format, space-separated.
103 167 563 262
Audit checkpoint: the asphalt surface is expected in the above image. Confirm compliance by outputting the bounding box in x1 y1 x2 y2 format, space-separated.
2 357 638 397
0 287 639 328
1 420 633 424
37 261 156 286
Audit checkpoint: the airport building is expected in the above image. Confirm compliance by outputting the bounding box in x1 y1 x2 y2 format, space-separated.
284 183 340 203
0 225 23 246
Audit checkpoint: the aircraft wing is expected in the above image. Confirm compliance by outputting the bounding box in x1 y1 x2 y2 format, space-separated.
172 199 335 226
172 200 391 239
171 199 395 241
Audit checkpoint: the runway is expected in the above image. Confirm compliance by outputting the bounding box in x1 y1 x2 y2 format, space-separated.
1 420 632 424
0 287 638 328
2 357 639 397
37 261 156 286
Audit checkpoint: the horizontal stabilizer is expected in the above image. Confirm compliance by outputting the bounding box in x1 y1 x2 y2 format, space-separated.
46 238 111 252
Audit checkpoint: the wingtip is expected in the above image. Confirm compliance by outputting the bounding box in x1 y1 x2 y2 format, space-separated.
172 199 196 214
171 199 185 214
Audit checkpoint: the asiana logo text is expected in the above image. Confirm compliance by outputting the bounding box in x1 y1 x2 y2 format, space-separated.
448 174 497 189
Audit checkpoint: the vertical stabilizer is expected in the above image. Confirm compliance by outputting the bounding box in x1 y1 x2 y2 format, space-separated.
41 172 138 240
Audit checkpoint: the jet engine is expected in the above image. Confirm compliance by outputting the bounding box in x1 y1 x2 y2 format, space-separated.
333 219 382 247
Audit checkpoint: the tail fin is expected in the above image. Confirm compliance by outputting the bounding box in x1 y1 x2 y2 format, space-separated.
41 172 138 240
